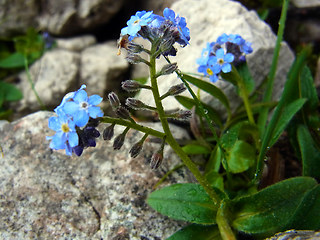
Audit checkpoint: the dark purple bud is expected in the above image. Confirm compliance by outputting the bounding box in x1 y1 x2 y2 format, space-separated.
167 83 186 96
103 124 115 140
125 98 146 110
113 133 126 150
115 106 131 120
127 42 144 54
129 141 144 158
150 152 163 170
126 53 144 64
108 92 120 110
73 145 84 156
160 63 178 76
121 80 142 92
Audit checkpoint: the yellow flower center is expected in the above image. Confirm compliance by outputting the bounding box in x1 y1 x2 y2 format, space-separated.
133 19 140 25
206 68 213 76
61 123 70 133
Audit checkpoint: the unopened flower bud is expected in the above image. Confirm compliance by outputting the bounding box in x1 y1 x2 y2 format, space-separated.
121 80 142 92
113 127 129 150
150 152 163 170
126 98 146 110
127 42 144 54
129 142 143 158
159 37 175 53
160 63 178 76
108 92 120 110
167 83 186 96
103 124 115 140
171 110 192 121
113 133 126 150
115 106 131 120
126 53 144 64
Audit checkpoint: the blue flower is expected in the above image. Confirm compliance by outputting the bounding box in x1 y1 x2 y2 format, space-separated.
197 62 219 83
209 48 234 74
62 88 104 127
121 11 155 40
196 42 215 65
163 8 190 46
47 113 79 156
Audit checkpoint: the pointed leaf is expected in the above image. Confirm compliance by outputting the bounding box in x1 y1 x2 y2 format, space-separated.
0 81 23 102
236 62 255 94
299 65 318 112
181 73 231 113
0 52 25 68
269 98 306 147
297 125 320 178
147 183 217 224
231 177 317 236
167 224 221 240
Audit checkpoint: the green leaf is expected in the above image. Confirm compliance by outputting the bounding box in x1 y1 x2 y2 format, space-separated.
0 52 25 68
205 145 222 174
147 183 217 224
287 184 320 229
181 73 231 114
225 140 256 173
205 171 224 191
175 95 222 127
231 177 317 236
182 144 211 155
299 65 318 112
0 81 23 102
297 125 320 178
269 98 306 147
167 224 221 240
236 62 255 94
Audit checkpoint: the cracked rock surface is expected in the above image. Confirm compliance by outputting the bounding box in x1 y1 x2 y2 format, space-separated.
0 111 191 239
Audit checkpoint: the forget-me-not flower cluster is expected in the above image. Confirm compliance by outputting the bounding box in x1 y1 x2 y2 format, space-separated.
197 33 253 82
120 8 190 56
47 85 104 156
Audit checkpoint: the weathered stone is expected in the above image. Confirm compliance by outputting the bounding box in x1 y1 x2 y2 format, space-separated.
291 0 320 8
135 0 295 117
38 0 124 36
266 230 320 240
80 41 129 96
0 111 192 239
56 35 97 52
0 0 39 38
13 49 80 114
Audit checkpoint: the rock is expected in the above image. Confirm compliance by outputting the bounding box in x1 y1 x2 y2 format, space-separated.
38 0 125 36
135 0 295 117
13 49 80 114
56 35 97 52
0 0 39 38
266 230 320 240
80 41 129 96
0 111 192 239
291 0 320 8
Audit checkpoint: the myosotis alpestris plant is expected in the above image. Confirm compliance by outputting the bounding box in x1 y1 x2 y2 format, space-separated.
47 2 320 239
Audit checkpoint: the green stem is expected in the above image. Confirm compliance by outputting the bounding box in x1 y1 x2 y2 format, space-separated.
24 57 46 110
237 76 255 125
257 0 289 135
150 44 220 207
100 116 165 139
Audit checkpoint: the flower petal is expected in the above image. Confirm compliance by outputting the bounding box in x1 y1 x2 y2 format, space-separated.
48 116 60 131
74 110 89 127
88 106 104 118
68 132 79 148
224 53 234 63
222 63 231 73
88 95 103 105
63 101 79 115
74 90 88 103
215 48 225 58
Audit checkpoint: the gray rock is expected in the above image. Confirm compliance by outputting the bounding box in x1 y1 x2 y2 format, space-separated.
0 0 39 38
13 49 80 113
38 0 124 36
266 230 320 240
291 0 320 8
0 111 192 239
56 35 97 52
80 41 129 96
135 0 295 117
